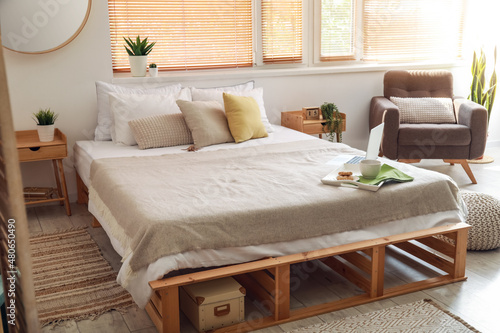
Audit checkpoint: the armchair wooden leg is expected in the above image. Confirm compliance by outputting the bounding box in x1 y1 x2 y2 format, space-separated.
443 159 477 184
397 159 421 163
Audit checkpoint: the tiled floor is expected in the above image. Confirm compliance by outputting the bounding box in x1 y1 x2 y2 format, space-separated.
34 147 500 332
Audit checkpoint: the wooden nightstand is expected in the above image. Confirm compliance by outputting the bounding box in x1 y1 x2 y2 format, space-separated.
15 128 71 215
281 110 346 141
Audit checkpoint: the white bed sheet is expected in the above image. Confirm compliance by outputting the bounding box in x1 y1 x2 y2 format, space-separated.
74 126 465 308
74 125 316 188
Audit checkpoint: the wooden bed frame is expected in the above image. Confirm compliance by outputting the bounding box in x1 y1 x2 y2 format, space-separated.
76 172 469 333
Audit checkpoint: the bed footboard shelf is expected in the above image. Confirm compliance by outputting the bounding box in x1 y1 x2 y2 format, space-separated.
146 222 469 333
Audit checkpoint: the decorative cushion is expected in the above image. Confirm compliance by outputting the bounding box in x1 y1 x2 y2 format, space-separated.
109 89 190 145
223 93 268 143
192 86 274 133
460 190 500 250
94 81 182 141
389 97 456 124
176 100 234 149
129 113 193 150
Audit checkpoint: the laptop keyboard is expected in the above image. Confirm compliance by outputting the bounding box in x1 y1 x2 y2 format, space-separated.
346 155 365 164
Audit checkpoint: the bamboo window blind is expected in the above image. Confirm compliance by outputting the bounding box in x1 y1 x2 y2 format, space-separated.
320 0 355 61
108 0 253 71
363 0 465 62
261 0 303 64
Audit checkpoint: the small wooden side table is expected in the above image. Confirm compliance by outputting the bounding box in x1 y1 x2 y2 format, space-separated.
281 110 346 141
15 128 71 215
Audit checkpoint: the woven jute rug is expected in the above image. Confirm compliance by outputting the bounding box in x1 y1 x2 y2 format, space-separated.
288 299 480 332
30 228 134 327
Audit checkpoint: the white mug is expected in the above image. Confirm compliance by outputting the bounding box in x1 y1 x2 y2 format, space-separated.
360 159 381 179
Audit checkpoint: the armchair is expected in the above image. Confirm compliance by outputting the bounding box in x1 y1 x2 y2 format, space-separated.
370 70 488 184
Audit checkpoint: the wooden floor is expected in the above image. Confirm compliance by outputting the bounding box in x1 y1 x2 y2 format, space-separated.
32 147 500 333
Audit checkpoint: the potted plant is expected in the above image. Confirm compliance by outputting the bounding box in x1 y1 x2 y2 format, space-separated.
33 108 58 142
124 36 156 77
469 47 497 125
149 63 158 77
468 47 497 162
321 102 344 142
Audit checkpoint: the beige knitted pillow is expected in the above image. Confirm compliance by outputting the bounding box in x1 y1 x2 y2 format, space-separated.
129 113 193 149
389 97 456 124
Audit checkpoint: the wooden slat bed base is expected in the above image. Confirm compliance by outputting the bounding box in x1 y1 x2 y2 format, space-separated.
76 171 469 332
145 223 469 333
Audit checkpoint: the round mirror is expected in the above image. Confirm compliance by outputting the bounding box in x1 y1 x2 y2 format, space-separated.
0 0 92 54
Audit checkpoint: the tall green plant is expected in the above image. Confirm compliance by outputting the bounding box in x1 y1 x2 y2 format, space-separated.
469 47 497 123
123 36 155 56
321 102 343 142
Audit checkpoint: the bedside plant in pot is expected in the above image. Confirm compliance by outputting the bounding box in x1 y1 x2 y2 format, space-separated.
124 36 156 77
149 63 158 77
33 108 58 142
321 102 344 142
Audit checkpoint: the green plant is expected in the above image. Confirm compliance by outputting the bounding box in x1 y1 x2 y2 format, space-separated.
149 63 157 68
33 108 58 125
469 47 497 123
321 102 343 142
123 36 155 56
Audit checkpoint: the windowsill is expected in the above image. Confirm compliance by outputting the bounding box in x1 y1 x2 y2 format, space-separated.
112 60 467 84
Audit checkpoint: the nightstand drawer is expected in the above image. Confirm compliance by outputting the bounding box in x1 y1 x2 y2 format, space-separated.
18 144 66 162
303 122 326 135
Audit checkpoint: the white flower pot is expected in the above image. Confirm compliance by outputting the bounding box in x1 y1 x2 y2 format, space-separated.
37 124 55 142
149 67 158 77
129 55 148 77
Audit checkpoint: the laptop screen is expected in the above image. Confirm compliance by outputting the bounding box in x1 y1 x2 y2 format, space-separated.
365 123 384 160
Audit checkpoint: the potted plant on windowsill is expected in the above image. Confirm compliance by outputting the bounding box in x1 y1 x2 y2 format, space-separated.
33 108 58 142
149 63 158 77
321 102 344 142
124 36 156 77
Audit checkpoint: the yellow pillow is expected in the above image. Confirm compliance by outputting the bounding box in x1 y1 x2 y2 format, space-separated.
223 93 268 143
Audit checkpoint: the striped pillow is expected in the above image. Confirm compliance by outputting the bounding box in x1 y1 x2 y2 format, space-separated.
128 113 193 149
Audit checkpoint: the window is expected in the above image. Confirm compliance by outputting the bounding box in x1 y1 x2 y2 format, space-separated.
108 1 465 73
362 0 465 62
108 1 253 71
320 0 355 61
261 0 303 64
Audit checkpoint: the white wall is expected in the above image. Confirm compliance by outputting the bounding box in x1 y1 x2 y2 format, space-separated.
3 1 498 202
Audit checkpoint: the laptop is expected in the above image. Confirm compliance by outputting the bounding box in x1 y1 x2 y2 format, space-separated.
322 123 384 181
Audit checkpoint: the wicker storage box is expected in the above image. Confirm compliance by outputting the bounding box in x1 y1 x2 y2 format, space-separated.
180 277 245 332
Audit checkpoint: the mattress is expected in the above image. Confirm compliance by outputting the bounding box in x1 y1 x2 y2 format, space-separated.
74 126 466 308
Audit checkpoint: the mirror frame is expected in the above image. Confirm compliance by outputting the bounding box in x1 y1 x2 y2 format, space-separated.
1 0 92 54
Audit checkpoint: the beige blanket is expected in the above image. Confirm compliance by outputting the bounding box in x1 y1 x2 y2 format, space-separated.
89 140 462 273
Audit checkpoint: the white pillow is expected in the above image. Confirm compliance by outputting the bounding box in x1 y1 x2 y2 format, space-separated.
191 87 273 133
390 97 456 124
94 81 182 141
110 89 190 145
190 81 254 101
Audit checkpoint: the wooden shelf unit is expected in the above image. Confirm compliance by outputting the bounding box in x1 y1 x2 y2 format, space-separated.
16 128 71 215
281 110 346 140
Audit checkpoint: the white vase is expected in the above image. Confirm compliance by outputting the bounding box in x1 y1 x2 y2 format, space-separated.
37 124 55 142
129 55 148 77
149 67 158 77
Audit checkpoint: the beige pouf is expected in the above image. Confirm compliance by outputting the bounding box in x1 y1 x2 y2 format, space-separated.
461 190 500 251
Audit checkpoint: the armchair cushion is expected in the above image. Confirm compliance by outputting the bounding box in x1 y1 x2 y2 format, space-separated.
389 97 456 124
398 124 471 146
384 70 453 98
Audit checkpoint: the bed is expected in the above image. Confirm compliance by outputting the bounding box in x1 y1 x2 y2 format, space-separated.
74 124 469 332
